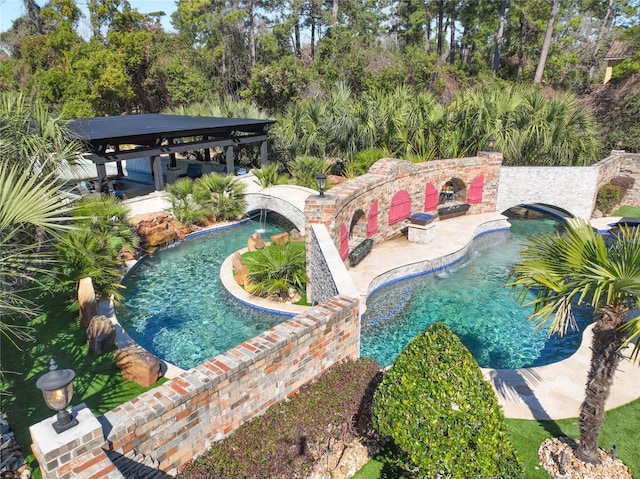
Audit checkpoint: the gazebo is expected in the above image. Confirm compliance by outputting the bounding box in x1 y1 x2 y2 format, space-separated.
68 114 275 193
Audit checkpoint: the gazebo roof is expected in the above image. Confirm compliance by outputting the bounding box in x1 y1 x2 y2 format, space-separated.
68 114 275 152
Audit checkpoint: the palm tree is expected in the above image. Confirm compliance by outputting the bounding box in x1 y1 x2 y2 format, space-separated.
244 242 306 300
0 163 77 346
507 219 640 463
194 173 247 222
166 177 211 225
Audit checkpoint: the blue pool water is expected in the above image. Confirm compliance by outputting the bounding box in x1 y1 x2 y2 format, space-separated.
361 218 590 369
116 219 291 370
118 216 590 371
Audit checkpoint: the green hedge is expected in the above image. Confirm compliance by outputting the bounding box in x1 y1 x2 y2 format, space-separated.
372 322 524 479
177 358 381 479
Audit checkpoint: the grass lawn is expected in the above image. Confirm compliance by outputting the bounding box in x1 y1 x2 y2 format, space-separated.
612 205 640 217
0 288 165 476
352 399 640 479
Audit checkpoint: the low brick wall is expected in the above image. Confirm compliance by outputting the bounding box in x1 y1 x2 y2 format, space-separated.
31 295 360 478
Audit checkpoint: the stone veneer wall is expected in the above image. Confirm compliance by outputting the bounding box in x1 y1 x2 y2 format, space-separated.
30 296 360 479
619 153 640 205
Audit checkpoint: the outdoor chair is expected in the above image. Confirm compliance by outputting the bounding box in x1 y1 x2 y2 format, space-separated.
185 163 203 179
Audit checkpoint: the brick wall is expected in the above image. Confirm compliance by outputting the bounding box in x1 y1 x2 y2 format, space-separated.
304 154 502 258
31 296 360 478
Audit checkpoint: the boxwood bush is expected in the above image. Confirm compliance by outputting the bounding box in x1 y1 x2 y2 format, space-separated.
177 357 381 479
372 322 524 479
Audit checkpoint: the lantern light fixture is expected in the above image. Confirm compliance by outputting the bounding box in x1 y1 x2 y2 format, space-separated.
36 358 78 434
316 172 327 197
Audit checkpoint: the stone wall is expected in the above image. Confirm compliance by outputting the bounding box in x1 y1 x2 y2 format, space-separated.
30 296 360 478
307 224 360 306
619 153 640 205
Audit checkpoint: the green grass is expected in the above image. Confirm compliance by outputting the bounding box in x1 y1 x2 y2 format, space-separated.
353 399 640 479
612 205 640 217
1 289 165 474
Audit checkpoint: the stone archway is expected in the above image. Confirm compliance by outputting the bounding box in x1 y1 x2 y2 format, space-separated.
349 209 367 243
439 177 468 205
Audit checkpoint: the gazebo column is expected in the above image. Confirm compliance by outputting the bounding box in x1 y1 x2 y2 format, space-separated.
260 140 268 165
226 145 235 175
96 163 109 194
151 155 164 190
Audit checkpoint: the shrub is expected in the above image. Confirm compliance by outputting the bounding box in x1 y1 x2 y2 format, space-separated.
243 241 306 299
595 183 623 214
372 322 524 479
177 358 381 479
610 175 635 194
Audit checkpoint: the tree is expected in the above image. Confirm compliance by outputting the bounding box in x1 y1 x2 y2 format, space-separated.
533 0 560 84
244 242 306 300
508 219 640 463
194 173 247 221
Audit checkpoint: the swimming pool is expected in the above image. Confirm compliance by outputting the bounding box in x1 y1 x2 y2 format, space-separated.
361 217 590 368
116 217 293 370
117 216 590 371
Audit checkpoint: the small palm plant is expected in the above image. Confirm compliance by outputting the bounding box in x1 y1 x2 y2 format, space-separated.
195 173 247 222
166 177 211 224
244 242 306 301
252 163 289 188
287 156 331 190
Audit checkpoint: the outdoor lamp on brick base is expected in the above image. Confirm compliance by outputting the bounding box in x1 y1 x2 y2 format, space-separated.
36 358 78 434
487 136 496 152
316 172 327 197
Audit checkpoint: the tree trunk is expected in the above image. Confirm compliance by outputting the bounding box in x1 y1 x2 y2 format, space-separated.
437 0 444 56
533 0 560 84
493 0 507 76
575 306 627 463
517 11 527 82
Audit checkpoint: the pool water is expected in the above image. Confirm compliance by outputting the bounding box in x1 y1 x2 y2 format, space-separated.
117 219 291 370
361 218 591 369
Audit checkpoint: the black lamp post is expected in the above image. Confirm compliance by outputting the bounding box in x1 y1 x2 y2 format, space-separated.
36 358 78 434
616 138 624 150
316 172 327 197
487 136 496 152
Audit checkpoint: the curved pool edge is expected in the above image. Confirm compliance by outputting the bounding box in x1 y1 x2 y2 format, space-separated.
481 323 640 420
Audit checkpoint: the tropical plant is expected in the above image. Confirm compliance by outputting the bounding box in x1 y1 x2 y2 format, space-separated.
50 228 125 303
287 156 331 190
372 322 524 478
252 163 289 188
343 147 388 178
166 177 211 224
507 219 640 463
194 173 247 222
244 242 306 300
71 195 139 255
0 164 77 347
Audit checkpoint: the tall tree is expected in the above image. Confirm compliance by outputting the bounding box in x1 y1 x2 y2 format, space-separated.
508 220 640 463
493 0 508 75
533 0 560 83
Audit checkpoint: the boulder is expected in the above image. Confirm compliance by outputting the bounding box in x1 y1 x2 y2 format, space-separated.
86 315 116 355
247 233 265 251
77 277 98 328
270 232 290 245
289 229 304 242
232 252 251 286
114 347 163 387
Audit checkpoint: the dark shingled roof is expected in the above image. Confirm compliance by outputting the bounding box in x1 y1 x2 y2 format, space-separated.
604 41 632 61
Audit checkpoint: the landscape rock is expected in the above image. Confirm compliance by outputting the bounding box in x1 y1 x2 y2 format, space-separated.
290 229 304 242
538 437 632 479
86 315 116 355
270 232 290 245
232 252 250 286
77 277 98 328
114 347 163 387
247 233 265 251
